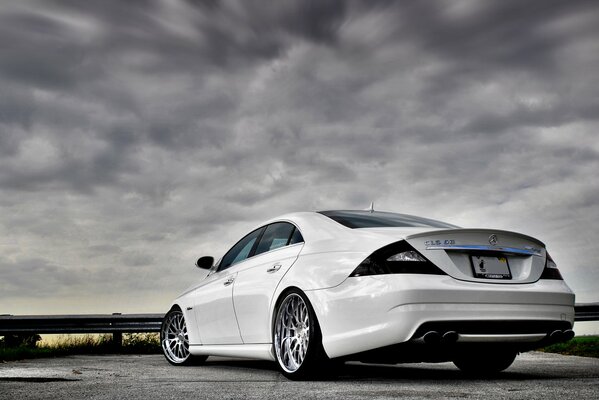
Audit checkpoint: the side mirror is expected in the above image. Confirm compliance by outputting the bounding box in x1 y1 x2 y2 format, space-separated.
195 256 214 270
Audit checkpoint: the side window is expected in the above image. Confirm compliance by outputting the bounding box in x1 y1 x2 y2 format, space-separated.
219 227 264 271
288 227 304 245
255 222 297 256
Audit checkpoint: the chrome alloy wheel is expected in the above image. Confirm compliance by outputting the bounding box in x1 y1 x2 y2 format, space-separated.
275 293 311 373
162 310 190 364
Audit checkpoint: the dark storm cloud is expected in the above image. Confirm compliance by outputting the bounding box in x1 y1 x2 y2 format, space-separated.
0 256 83 297
384 1 591 70
1 0 599 315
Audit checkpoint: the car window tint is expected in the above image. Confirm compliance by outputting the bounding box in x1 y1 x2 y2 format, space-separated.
318 210 458 229
255 222 296 256
288 227 304 245
231 240 255 265
219 227 264 271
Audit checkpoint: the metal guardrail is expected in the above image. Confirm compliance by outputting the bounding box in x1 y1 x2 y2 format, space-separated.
0 313 164 339
574 303 599 322
0 304 597 339
0 313 165 347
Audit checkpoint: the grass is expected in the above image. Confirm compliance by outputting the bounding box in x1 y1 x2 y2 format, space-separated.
0 333 161 362
540 335 599 358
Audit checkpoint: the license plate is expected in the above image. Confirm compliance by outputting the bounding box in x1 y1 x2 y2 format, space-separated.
470 255 511 279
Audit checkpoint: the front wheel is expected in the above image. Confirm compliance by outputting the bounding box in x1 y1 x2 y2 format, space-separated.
161 307 207 366
453 350 517 375
273 289 336 380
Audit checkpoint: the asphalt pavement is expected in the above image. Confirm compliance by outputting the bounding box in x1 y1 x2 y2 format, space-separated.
1 352 598 399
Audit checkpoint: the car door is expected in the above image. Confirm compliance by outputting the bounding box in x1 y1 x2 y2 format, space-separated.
232 222 304 343
193 226 265 344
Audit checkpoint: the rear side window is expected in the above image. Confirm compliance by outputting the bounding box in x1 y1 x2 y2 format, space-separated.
288 228 304 245
255 222 297 256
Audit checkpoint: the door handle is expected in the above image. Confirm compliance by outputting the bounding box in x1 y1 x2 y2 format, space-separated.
223 276 235 286
267 264 282 273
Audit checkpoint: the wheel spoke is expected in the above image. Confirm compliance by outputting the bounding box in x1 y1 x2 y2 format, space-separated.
280 336 294 345
281 316 293 329
284 307 296 329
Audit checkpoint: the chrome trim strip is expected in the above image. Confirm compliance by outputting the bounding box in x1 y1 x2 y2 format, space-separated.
425 244 542 256
457 333 546 343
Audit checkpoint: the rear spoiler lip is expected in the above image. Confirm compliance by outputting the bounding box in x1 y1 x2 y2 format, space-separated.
424 244 542 256
405 228 546 249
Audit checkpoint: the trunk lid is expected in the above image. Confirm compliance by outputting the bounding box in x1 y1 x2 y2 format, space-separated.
405 228 546 284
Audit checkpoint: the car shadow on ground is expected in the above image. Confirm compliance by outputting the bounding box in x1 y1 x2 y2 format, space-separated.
199 358 558 382
339 363 554 381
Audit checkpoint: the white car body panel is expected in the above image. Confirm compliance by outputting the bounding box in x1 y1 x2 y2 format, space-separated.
305 275 574 358
189 343 275 361
168 210 575 363
193 270 241 344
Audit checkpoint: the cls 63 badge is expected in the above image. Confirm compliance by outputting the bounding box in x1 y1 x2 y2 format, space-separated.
424 239 455 246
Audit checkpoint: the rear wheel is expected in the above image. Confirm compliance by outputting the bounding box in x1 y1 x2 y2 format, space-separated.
161 307 207 366
273 289 336 380
453 350 517 375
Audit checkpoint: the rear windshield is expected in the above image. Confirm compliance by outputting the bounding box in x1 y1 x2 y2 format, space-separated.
318 210 458 229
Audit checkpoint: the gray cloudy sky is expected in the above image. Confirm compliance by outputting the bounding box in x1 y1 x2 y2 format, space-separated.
1 1 598 331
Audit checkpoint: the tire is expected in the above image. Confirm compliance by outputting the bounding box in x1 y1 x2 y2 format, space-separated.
273 289 337 380
161 307 207 366
453 349 517 375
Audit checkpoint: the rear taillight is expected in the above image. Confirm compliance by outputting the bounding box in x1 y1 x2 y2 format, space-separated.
350 240 446 277
540 252 563 280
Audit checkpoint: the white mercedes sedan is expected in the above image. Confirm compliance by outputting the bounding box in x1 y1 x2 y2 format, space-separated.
161 210 575 379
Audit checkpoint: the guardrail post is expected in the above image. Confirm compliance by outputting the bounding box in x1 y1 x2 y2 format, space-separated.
112 313 122 348
112 332 122 348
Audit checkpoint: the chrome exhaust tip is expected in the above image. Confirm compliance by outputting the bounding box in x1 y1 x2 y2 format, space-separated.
549 330 564 342
442 331 458 343
563 329 575 341
422 331 441 344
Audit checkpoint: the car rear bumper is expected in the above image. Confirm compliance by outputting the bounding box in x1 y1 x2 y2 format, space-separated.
304 274 575 359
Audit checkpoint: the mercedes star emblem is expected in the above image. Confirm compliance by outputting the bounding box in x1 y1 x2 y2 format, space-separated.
489 234 498 246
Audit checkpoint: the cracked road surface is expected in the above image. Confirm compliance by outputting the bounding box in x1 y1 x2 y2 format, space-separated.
1 352 598 399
